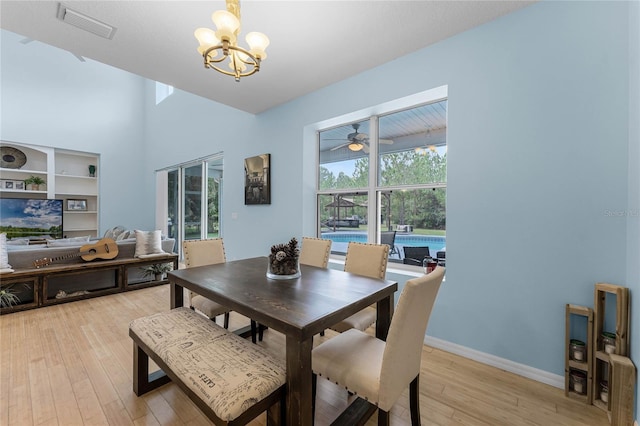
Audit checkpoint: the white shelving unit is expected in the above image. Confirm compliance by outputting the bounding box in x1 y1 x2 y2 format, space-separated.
0 141 100 238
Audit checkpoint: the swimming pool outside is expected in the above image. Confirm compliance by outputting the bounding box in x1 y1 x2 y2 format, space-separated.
321 231 445 258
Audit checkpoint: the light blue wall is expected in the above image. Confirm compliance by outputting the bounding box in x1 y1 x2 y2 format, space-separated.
627 0 640 419
0 30 148 232
2 1 637 418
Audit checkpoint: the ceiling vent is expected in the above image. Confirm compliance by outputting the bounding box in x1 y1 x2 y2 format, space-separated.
57 3 117 39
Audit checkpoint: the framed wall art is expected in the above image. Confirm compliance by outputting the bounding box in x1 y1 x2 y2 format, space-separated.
0 179 25 190
66 198 87 211
244 154 270 205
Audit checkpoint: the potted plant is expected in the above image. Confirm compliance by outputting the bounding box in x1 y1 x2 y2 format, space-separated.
0 285 21 308
24 175 46 191
141 262 173 281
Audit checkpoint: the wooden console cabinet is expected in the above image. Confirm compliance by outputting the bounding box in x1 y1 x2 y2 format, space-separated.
0 254 178 314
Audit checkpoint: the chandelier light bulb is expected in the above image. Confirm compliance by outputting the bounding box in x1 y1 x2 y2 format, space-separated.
348 143 364 152
246 32 269 59
194 28 220 57
212 10 240 41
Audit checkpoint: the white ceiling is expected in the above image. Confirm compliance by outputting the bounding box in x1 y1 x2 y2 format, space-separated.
1 0 535 114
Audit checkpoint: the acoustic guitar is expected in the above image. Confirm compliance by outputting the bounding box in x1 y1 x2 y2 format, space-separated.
33 238 119 268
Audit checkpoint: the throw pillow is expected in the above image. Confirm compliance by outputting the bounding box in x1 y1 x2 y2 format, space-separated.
116 230 135 241
104 225 126 240
134 230 164 257
0 233 12 269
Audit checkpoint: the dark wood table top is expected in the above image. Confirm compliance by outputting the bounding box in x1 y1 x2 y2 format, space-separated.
168 256 398 340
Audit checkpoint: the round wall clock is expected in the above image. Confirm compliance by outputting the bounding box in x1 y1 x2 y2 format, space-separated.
0 146 27 169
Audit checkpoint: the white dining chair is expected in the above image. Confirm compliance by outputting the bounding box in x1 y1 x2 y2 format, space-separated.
183 239 231 328
299 237 332 268
312 267 445 425
329 242 389 333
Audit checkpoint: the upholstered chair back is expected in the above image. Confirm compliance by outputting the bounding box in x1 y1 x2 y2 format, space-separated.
344 242 389 279
183 238 226 268
378 266 445 411
299 237 332 268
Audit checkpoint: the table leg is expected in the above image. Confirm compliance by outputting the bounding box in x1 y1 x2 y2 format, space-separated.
376 295 393 341
286 336 314 425
170 281 184 309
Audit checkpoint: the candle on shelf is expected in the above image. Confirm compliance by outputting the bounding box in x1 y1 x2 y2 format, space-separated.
602 332 616 355
569 339 586 361
574 381 583 394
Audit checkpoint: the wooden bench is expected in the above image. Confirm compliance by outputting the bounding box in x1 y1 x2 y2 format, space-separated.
129 307 286 425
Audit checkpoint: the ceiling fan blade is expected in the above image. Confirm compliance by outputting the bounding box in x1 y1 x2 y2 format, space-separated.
362 144 370 153
330 142 350 151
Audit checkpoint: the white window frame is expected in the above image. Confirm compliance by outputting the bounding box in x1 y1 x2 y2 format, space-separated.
315 86 448 256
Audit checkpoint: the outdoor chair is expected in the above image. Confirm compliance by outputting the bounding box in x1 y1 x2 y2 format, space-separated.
380 231 400 257
402 246 431 266
312 267 445 426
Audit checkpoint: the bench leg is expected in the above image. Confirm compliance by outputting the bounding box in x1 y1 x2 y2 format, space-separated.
132 342 171 396
266 390 286 426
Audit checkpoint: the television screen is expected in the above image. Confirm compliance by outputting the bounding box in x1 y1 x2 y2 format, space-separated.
0 198 63 240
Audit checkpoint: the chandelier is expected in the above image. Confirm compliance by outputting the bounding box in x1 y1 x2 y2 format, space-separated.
194 0 269 82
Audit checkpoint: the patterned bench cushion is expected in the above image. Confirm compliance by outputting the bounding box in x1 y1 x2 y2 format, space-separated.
129 307 285 422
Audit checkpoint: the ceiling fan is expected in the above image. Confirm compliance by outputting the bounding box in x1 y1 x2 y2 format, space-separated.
328 123 393 153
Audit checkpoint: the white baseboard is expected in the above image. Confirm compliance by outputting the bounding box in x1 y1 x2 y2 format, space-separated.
424 335 565 389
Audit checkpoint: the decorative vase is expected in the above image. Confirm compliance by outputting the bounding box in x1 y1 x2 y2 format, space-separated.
89 165 96 177
266 255 301 280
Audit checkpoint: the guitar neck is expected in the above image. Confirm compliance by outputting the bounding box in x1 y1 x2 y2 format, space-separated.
48 249 94 263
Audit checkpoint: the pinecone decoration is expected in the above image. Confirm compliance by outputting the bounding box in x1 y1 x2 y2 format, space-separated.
269 237 300 275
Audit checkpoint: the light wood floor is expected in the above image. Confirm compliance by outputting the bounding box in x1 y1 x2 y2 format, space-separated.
0 285 610 426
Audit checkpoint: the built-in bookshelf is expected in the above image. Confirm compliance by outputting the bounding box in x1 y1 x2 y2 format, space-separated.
0 141 99 238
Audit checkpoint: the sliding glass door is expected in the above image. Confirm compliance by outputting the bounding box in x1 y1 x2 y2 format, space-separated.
162 154 223 259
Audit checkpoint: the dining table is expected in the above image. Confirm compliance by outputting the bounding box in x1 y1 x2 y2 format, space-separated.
167 256 398 426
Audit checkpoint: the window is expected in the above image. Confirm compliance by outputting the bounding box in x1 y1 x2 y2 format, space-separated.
317 99 447 264
155 82 174 105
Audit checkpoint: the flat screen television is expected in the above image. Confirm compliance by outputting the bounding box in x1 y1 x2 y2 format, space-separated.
0 198 63 240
